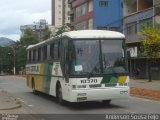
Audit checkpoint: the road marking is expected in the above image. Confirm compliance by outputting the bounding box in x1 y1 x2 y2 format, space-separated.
28 104 34 107
17 98 25 103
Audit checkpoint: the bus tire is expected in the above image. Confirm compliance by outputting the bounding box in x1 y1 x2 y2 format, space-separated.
102 100 111 105
56 83 65 105
32 79 38 95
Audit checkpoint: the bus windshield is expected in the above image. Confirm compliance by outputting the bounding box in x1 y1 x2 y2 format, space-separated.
69 39 127 76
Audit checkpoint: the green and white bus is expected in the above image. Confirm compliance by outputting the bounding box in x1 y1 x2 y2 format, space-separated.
26 30 129 104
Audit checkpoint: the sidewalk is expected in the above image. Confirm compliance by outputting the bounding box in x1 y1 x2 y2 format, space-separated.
0 88 30 114
130 78 160 100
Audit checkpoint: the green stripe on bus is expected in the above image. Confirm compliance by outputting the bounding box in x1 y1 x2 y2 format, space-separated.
43 63 53 94
101 76 118 84
109 76 118 83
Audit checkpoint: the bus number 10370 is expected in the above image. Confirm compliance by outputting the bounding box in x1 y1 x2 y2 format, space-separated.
81 79 98 84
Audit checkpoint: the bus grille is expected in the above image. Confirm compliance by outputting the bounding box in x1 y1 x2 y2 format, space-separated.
89 84 102 88
105 83 117 87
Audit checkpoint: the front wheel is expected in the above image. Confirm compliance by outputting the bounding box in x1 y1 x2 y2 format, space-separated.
57 84 65 105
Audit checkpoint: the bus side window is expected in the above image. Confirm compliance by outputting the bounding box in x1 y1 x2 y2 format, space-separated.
62 39 69 82
43 46 47 60
33 49 36 62
27 51 29 62
54 42 58 59
58 41 60 59
29 51 32 62
38 48 41 61
50 43 54 59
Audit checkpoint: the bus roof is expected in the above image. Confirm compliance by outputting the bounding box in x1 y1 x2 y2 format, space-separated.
27 30 125 50
62 30 125 39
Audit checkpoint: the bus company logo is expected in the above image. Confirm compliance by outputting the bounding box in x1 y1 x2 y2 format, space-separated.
26 65 40 73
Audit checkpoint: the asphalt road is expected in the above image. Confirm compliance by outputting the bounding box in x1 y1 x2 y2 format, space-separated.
0 76 160 119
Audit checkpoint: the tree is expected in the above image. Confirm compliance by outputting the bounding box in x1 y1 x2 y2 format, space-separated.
20 28 39 46
0 46 13 74
139 26 160 81
53 23 71 37
14 43 27 74
43 26 52 40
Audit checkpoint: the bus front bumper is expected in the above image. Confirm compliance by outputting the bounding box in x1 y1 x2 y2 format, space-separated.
69 87 129 102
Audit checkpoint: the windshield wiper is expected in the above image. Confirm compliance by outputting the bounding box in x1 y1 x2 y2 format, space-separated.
87 62 100 79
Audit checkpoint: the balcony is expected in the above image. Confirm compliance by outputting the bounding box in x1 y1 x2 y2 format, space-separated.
123 8 153 43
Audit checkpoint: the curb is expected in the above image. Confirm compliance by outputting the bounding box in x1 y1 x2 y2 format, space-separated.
130 94 160 101
0 103 21 110
0 98 22 110
0 89 22 110
130 87 160 101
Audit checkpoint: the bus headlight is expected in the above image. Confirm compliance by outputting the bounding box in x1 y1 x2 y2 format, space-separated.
72 85 87 89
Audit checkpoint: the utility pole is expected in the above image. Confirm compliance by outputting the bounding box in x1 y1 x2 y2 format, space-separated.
13 47 16 75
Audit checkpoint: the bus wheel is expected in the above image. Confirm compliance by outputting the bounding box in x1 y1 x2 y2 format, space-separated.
32 80 37 95
57 84 64 105
102 100 111 105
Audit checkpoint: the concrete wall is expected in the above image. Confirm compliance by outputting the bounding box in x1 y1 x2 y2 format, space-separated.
123 0 137 16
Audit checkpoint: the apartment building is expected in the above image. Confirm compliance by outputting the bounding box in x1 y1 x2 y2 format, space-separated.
52 0 70 27
20 19 48 41
123 0 160 79
69 0 123 31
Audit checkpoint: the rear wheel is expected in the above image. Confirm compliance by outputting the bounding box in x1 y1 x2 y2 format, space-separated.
32 80 38 94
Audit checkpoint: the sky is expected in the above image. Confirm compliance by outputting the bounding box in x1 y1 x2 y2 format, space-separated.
0 0 51 41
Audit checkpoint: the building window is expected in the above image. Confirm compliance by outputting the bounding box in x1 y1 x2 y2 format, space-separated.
99 1 108 7
75 21 87 30
88 18 93 29
88 0 93 12
139 18 153 30
126 22 137 35
110 27 119 31
155 6 160 15
76 3 87 17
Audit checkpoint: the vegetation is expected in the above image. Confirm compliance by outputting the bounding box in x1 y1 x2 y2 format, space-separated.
139 26 160 58
43 26 52 40
53 23 71 37
0 23 67 75
139 26 160 81
20 28 39 46
0 47 13 74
